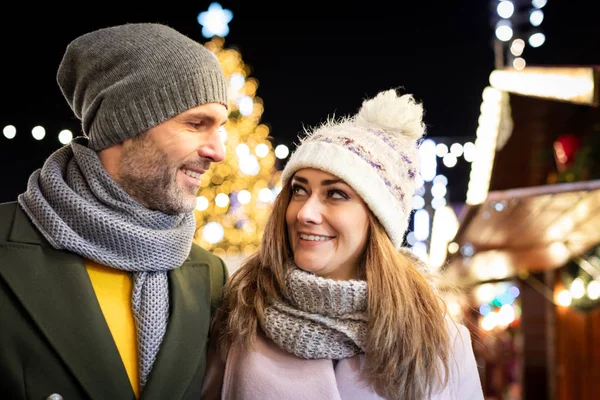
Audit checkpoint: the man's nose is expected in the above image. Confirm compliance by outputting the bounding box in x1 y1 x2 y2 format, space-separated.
199 127 225 162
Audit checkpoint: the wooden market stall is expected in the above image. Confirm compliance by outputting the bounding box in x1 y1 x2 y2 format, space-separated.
443 66 600 400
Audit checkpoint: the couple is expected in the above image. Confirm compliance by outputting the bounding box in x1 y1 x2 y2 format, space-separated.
0 23 483 399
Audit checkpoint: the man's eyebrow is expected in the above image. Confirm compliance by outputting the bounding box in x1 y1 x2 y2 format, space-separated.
184 111 211 119
183 111 227 126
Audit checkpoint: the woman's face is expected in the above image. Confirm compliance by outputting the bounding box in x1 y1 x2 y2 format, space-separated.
285 168 370 280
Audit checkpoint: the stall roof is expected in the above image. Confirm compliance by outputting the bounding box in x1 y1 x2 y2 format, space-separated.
447 180 600 285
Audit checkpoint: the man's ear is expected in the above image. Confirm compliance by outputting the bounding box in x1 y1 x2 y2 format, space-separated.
97 141 125 181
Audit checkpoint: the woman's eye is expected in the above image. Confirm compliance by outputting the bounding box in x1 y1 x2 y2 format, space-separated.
329 190 348 199
291 185 307 195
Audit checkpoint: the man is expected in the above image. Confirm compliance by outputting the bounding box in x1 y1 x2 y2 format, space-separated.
0 23 229 399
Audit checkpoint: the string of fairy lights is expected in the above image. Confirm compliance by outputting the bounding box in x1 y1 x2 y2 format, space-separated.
492 0 547 70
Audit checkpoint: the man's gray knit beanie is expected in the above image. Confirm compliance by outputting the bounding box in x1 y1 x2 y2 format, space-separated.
57 23 228 151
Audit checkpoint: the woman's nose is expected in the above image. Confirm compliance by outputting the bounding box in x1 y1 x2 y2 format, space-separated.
297 196 323 225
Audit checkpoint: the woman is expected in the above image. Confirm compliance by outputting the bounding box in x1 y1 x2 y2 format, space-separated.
205 89 484 399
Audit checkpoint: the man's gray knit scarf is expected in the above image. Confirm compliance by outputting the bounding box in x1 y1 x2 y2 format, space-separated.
18 139 196 388
262 264 368 359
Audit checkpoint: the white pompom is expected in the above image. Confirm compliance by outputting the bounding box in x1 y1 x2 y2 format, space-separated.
354 89 425 140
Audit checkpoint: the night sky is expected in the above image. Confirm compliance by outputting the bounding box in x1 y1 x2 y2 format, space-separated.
1 0 598 203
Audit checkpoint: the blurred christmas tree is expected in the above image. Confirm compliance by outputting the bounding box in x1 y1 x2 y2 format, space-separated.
193 36 282 261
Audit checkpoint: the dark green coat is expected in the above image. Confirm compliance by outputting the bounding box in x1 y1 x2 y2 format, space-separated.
0 201 228 400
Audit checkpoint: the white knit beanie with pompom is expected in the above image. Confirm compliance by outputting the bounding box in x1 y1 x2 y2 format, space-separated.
281 88 425 250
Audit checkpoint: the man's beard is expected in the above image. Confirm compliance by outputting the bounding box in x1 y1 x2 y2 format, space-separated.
118 140 197 215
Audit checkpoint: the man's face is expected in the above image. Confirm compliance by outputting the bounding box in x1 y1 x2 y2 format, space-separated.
116 102 228 214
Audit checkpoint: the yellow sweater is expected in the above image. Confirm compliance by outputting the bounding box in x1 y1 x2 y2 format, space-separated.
85 259 140 398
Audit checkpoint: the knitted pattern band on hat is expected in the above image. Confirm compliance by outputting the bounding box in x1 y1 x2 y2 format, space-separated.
281 89 425 250
57 23 228 151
